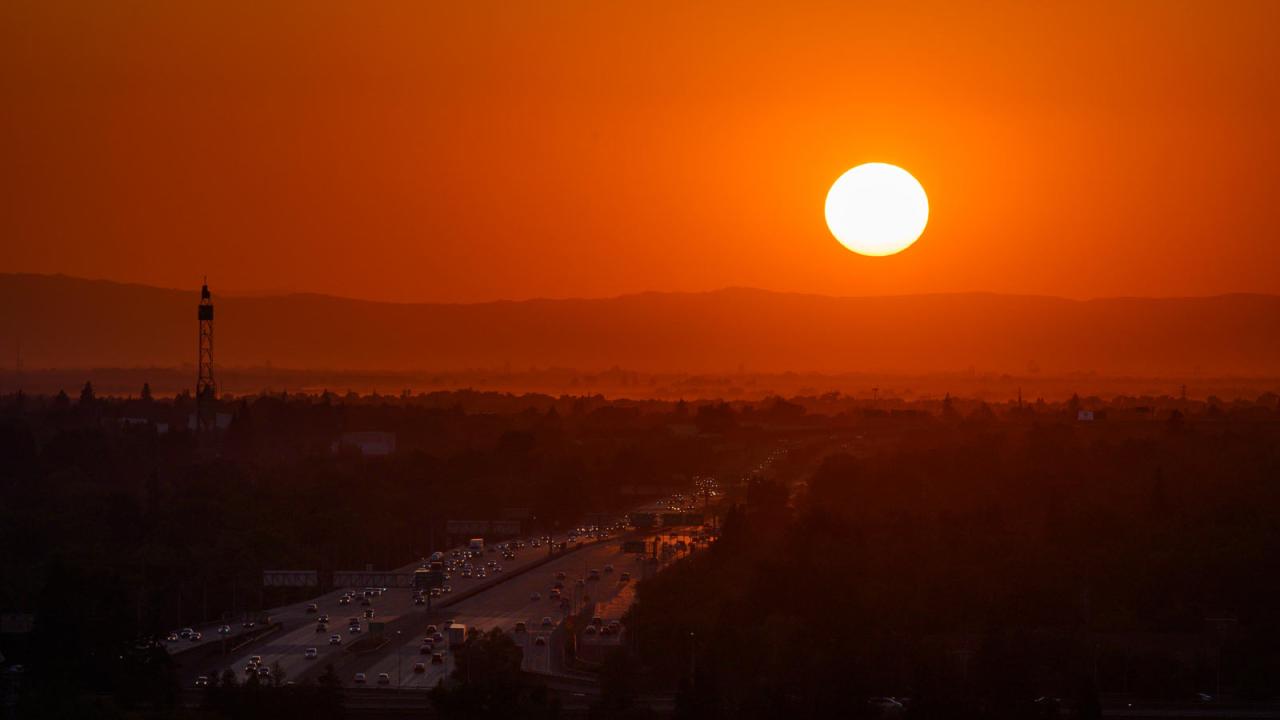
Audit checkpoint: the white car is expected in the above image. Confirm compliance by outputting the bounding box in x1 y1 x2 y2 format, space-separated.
353 672 366 684
377 672 391 685
304 647 318 659
329 634 342 645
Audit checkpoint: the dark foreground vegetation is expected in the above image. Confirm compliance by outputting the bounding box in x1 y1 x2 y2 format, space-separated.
0 385 1277 717
626 407 1280 718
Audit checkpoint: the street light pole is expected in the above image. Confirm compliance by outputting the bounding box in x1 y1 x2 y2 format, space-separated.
689 631 696 685
396 630 402 687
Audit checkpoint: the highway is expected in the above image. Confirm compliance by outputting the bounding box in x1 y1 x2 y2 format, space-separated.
355 526 708 688
178 490 718 692
183 536 595 687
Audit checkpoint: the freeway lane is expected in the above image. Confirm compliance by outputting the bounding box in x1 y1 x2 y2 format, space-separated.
184 536 579 687
356 528 706 688
357 539 637 687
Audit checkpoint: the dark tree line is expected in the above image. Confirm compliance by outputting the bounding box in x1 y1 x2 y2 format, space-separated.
627 417 1280 718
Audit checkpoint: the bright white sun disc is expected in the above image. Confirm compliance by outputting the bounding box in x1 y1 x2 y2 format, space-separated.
824 163 928 256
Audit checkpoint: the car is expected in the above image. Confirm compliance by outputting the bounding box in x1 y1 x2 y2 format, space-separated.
584 625 597 635
166 633 179 642
530 592 541 601
178 627 194 639
242 621 256 629
414 596 425 605
555 571 566 581
413 662 426 674
338 596 350 606
603 564 614 573
189 631 203 641
217 624 231 634
244 664 257 675
257 666 271 678
494 565 503 572
426 624 438 634
432 632 444 642
305 603 318 613
515 621 527 632
587 570 600 581
349 624 361 634
353 672 367 684
430 588 442 598
316 623 328 632
549 589 561 599
329 634 342 645
620 572 631 582
420 642 434 654
195 675 209 687
377 672 391 685
304 647 318 659
431 652 445 664
534 636 547 646
363 609 375 619
575 578 585 587
541 616 554 628
250 655 263 666
442 584 453 593
317 614 329 623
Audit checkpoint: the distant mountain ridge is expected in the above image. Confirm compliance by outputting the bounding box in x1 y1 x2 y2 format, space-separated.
1 273 1278 376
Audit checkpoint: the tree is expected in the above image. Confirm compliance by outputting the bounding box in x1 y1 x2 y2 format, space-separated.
597 647 642 713
941 392 959 421
79 381 95 406
430 628 555 719
140 382 153 402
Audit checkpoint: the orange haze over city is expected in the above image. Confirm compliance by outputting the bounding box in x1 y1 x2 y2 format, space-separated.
3 1 1279 306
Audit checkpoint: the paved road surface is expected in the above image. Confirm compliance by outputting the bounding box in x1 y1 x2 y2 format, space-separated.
187 537 579 687
355 527 707 688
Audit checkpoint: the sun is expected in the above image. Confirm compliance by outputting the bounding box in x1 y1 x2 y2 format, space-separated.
824 163 929 256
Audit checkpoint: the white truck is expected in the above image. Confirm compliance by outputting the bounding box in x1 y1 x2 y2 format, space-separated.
447 623 467 649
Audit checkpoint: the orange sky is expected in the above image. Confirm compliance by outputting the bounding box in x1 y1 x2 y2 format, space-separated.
2 1 1278 303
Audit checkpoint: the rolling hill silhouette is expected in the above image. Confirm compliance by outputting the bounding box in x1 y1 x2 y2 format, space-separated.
2 273 1277 377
